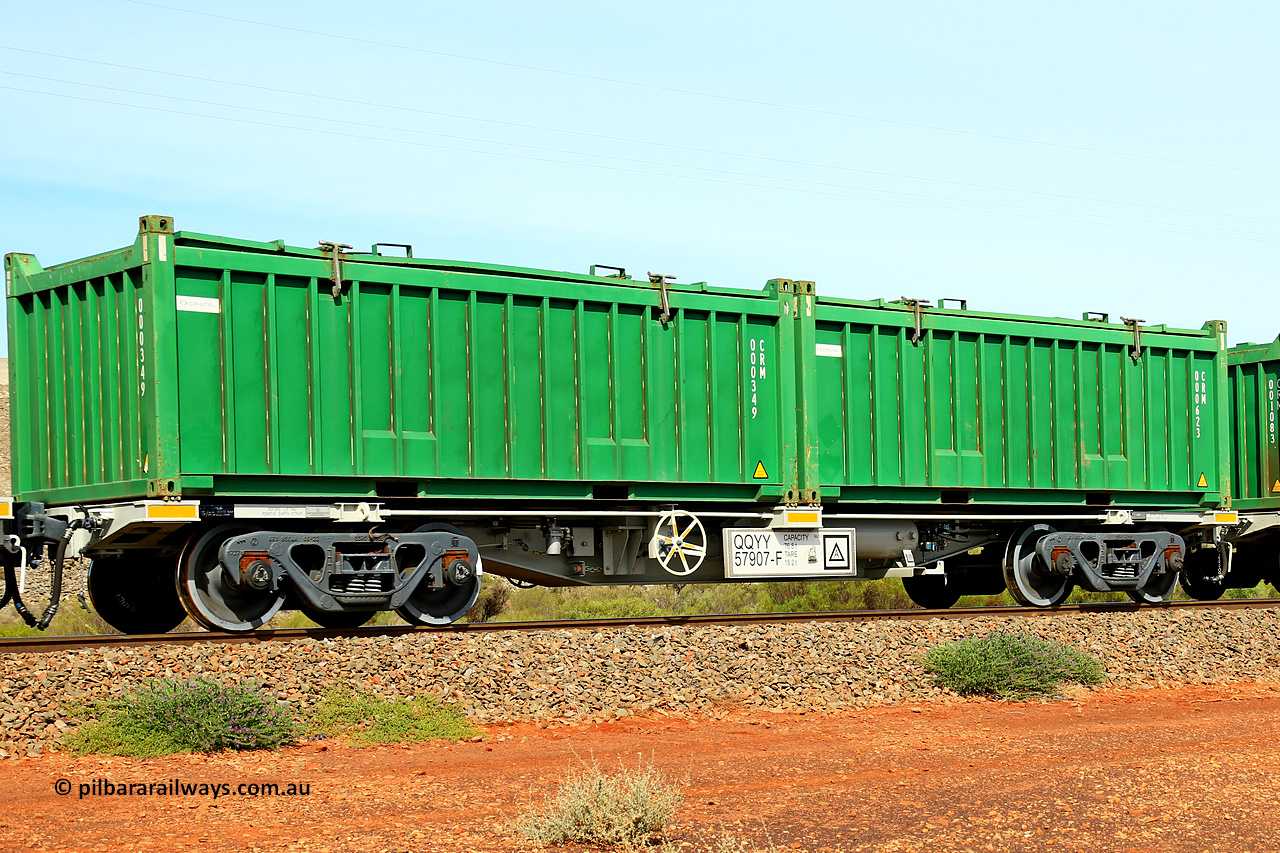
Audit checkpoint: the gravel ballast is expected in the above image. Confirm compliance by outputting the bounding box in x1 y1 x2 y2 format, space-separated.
4 608 1280 758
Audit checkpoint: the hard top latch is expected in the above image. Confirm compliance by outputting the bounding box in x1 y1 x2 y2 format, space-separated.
900 297 931 345
319 241 353 298
649 272 676 325
1121 316 1144 362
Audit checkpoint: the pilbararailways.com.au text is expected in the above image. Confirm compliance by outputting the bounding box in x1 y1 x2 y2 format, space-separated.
54 778 311 799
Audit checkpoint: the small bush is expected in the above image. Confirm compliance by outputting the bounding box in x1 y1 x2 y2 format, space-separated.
466 577 512 622
62 677 295 757
310 691 477 744
922 630 1105 700
558 595 665 620
518 758 684 850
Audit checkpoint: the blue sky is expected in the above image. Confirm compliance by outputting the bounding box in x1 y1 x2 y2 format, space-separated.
3 0 1278 350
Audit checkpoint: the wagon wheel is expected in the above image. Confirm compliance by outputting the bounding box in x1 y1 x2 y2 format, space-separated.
1128 570 1179 604
395 523 483 626
178 525 286 633
1179 546 1227 601
1227 539 1271 590
87 553 188 635
1262 540 1280 589
1127 527 1181 604
1002 524 1073 607
902 573 962 610
651 511 707 577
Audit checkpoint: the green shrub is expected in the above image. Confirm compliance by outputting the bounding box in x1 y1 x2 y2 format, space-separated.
1223 580 1279 600
62 677 295 757
517 758 684 850
557 595 665 620
922 630 1105 700
466 576 512 622
753 578 915 612
496 578 924 623
310 691 477 744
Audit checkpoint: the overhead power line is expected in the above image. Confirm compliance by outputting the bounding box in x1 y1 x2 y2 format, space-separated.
128 0 1280 179
2 45 1276 227
4 82 1278 246
6 68 1279 240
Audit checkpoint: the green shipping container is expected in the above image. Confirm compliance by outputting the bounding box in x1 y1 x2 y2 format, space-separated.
807 297 1230 508
5 216 801 506
1228 337 1280 511
4 216 1232 513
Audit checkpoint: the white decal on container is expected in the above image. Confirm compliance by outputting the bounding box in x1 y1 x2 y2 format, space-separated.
745 337 767 419
137 297 146 397
176 295 221 314
1269 377 1276 446
816 343 843 358
1191 369 1206 439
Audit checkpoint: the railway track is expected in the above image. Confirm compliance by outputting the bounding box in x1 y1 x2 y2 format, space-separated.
3 597 1278 655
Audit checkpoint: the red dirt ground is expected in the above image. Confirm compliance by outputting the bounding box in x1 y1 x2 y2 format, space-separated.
3 683 1280 853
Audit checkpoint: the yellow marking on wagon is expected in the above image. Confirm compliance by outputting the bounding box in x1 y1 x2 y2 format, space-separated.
146 504 199 521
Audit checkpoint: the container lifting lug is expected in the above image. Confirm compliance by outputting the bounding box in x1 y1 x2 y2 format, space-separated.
319 241 353 298
649 272 676 326
1121 317 1144 362
900 297 931 345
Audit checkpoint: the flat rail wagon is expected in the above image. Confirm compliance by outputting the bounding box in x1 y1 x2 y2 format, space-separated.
0 217 1242 632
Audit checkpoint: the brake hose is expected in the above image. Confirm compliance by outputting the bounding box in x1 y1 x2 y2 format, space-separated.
8 520 84 631
0 561 14 610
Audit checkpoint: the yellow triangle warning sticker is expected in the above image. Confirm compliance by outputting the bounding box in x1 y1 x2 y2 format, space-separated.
1197 473 1208 488
1272 479 1280 493
753 460 769 480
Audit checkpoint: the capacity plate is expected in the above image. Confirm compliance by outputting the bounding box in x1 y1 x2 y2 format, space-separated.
723 529 857 578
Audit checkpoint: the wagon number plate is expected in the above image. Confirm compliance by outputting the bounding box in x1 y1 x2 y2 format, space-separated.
723 529 856 578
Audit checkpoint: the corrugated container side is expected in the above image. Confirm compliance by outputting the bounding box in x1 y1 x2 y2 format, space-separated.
5 219 800 505
810 300 1229 507
170 246 793 500
6 239 156 502
1227 337 1280 510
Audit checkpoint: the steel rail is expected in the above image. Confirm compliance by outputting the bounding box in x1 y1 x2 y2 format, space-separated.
2 598 1277 655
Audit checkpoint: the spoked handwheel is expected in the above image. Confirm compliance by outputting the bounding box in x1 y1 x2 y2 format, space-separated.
87 553 188 634
395 523 483 626
650 510 707 577
1179 546 1227 600
902 573 962 610
1003 524 1074 607
178 525 286 632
